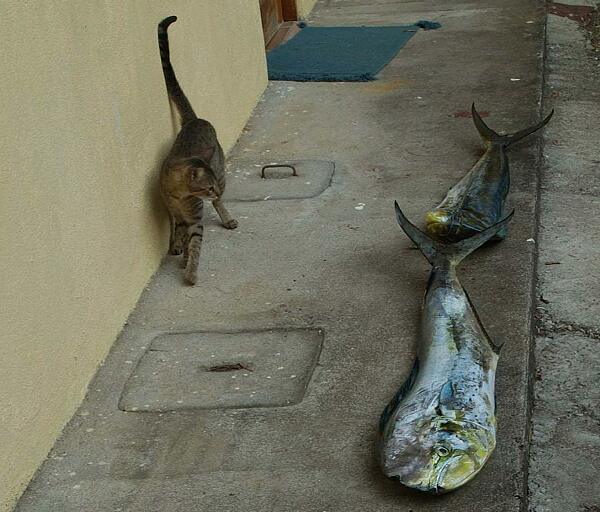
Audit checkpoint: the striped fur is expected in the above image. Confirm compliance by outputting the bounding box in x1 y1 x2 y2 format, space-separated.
157 16 196 124
157 16 237 285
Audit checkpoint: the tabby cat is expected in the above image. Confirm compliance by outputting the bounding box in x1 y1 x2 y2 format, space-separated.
157 16 237 285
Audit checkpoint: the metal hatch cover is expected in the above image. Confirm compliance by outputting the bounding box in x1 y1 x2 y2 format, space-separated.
223 159 334 201
119 328 324 411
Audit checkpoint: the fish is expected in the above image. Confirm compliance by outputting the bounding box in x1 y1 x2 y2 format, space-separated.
378 202 514 494
425 104 552 242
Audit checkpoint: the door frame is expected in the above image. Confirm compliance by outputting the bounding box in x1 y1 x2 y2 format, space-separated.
260 0 300 47
281 0 298 21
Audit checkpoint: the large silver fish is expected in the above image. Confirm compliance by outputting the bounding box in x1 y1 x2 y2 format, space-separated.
425 104 552 242
378 203 513 494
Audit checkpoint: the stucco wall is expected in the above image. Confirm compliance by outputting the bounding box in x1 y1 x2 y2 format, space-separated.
0 2 266 509
296 0 318 18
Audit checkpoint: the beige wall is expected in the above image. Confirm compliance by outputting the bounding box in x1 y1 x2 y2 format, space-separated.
296 0 318 18
0 2 266 509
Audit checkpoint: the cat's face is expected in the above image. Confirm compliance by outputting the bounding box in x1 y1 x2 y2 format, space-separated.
169 157 221 199
187 161 220 199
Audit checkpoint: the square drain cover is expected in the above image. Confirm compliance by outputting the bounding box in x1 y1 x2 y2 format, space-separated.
119 328 323 411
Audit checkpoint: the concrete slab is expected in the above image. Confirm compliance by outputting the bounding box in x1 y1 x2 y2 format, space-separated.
16 1 550 511
535 14 600 331
119 328 323 411
537 192 600 330
529 6 600 511
529 333 600 512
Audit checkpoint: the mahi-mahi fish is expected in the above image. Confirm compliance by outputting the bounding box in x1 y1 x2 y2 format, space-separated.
425 104 552 242
378 202 513 494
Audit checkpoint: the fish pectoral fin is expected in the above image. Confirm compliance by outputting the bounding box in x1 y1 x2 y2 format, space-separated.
379 358 420 434
439 380 456 406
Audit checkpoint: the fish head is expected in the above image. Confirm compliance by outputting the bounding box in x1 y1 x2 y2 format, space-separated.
425 209 452 238
382 413 496 494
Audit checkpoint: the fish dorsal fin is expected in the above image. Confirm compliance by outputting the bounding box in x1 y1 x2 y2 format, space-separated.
379 358 420 434
462 287 503 354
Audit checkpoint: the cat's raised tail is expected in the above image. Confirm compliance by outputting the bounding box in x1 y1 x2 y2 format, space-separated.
158 16 197 125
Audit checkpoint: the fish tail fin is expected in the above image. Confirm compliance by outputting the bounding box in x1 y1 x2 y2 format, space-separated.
471 103 500 143
472 103 553 148
394 202 514 266
394 202 446 266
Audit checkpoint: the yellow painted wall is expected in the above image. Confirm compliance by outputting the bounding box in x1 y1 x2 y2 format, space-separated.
0 2 266 510
296 0 318 18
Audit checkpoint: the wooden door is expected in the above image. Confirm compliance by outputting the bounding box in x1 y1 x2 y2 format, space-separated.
260 0 284 45
260 0 298 45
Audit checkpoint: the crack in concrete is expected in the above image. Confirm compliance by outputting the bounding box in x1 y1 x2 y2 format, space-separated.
535 307 600 340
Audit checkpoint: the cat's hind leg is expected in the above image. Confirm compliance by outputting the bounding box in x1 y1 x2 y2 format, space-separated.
212 198 238 229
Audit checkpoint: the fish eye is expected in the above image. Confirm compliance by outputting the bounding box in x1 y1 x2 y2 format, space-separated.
434 444 451 457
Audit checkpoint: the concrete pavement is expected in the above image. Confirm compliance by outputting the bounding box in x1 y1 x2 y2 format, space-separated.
16 1 554 510
529 3 600 511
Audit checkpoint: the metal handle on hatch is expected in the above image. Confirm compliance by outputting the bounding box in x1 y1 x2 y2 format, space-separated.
261 164 298 179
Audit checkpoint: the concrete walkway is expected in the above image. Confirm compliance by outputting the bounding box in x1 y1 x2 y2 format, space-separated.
529 3 600 510
17 1 551 510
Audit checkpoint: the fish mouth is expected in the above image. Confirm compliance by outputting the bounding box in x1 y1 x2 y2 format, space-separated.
434 453 485 493
390 451 486 494
431 457 457 494
392 476 452 495
425 210 452 236
386 462 455 495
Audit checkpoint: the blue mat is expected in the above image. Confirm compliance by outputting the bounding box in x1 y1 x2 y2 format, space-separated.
267 24 436 82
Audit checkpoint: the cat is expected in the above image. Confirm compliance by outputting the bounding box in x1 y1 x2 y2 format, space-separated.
157 16 238 285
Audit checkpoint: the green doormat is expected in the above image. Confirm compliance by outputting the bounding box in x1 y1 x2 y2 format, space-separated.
267 22 440 82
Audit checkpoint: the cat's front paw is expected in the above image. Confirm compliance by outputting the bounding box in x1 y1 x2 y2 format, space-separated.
223 218 238 229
